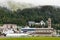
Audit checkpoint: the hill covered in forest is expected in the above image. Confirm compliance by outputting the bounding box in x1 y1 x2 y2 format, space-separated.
0 5 60 29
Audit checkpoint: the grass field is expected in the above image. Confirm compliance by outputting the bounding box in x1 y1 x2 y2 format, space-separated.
0 37 60 40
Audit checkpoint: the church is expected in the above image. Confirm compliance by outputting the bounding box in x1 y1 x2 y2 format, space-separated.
22 18 57 36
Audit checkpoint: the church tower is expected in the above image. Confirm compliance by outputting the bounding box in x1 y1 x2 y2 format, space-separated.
48 18 51 28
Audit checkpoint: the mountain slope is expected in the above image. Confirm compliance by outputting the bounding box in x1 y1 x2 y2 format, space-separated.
0 0 35 11
7 1 35 11
0 5 60 29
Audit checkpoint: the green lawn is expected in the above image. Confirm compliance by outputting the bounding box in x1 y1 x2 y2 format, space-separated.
0 37 60 40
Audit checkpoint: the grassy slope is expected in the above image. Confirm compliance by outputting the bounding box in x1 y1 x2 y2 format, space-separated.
0 37 60 40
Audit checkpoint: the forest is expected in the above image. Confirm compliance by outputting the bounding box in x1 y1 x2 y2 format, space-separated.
0 5 60 30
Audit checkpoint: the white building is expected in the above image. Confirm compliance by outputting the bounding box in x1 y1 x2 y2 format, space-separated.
3 24 17 29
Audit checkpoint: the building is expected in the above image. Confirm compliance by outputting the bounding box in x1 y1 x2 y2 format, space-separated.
21 28 56 36
0 18 57 37
3 24 17 29
21 18 56 36
0 24 19 34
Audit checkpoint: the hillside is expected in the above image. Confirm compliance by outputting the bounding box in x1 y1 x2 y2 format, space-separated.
0 0 35 11
7 1 35 11
0 5 60 29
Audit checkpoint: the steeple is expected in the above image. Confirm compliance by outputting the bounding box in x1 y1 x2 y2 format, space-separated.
48 18 51 28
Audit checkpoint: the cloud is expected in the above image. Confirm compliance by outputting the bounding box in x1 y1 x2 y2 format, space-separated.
13 0 60 6
0 0 60 7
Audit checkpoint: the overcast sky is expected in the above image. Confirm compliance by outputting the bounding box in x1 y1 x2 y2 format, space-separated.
0 0 60 6
12 0 60 6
